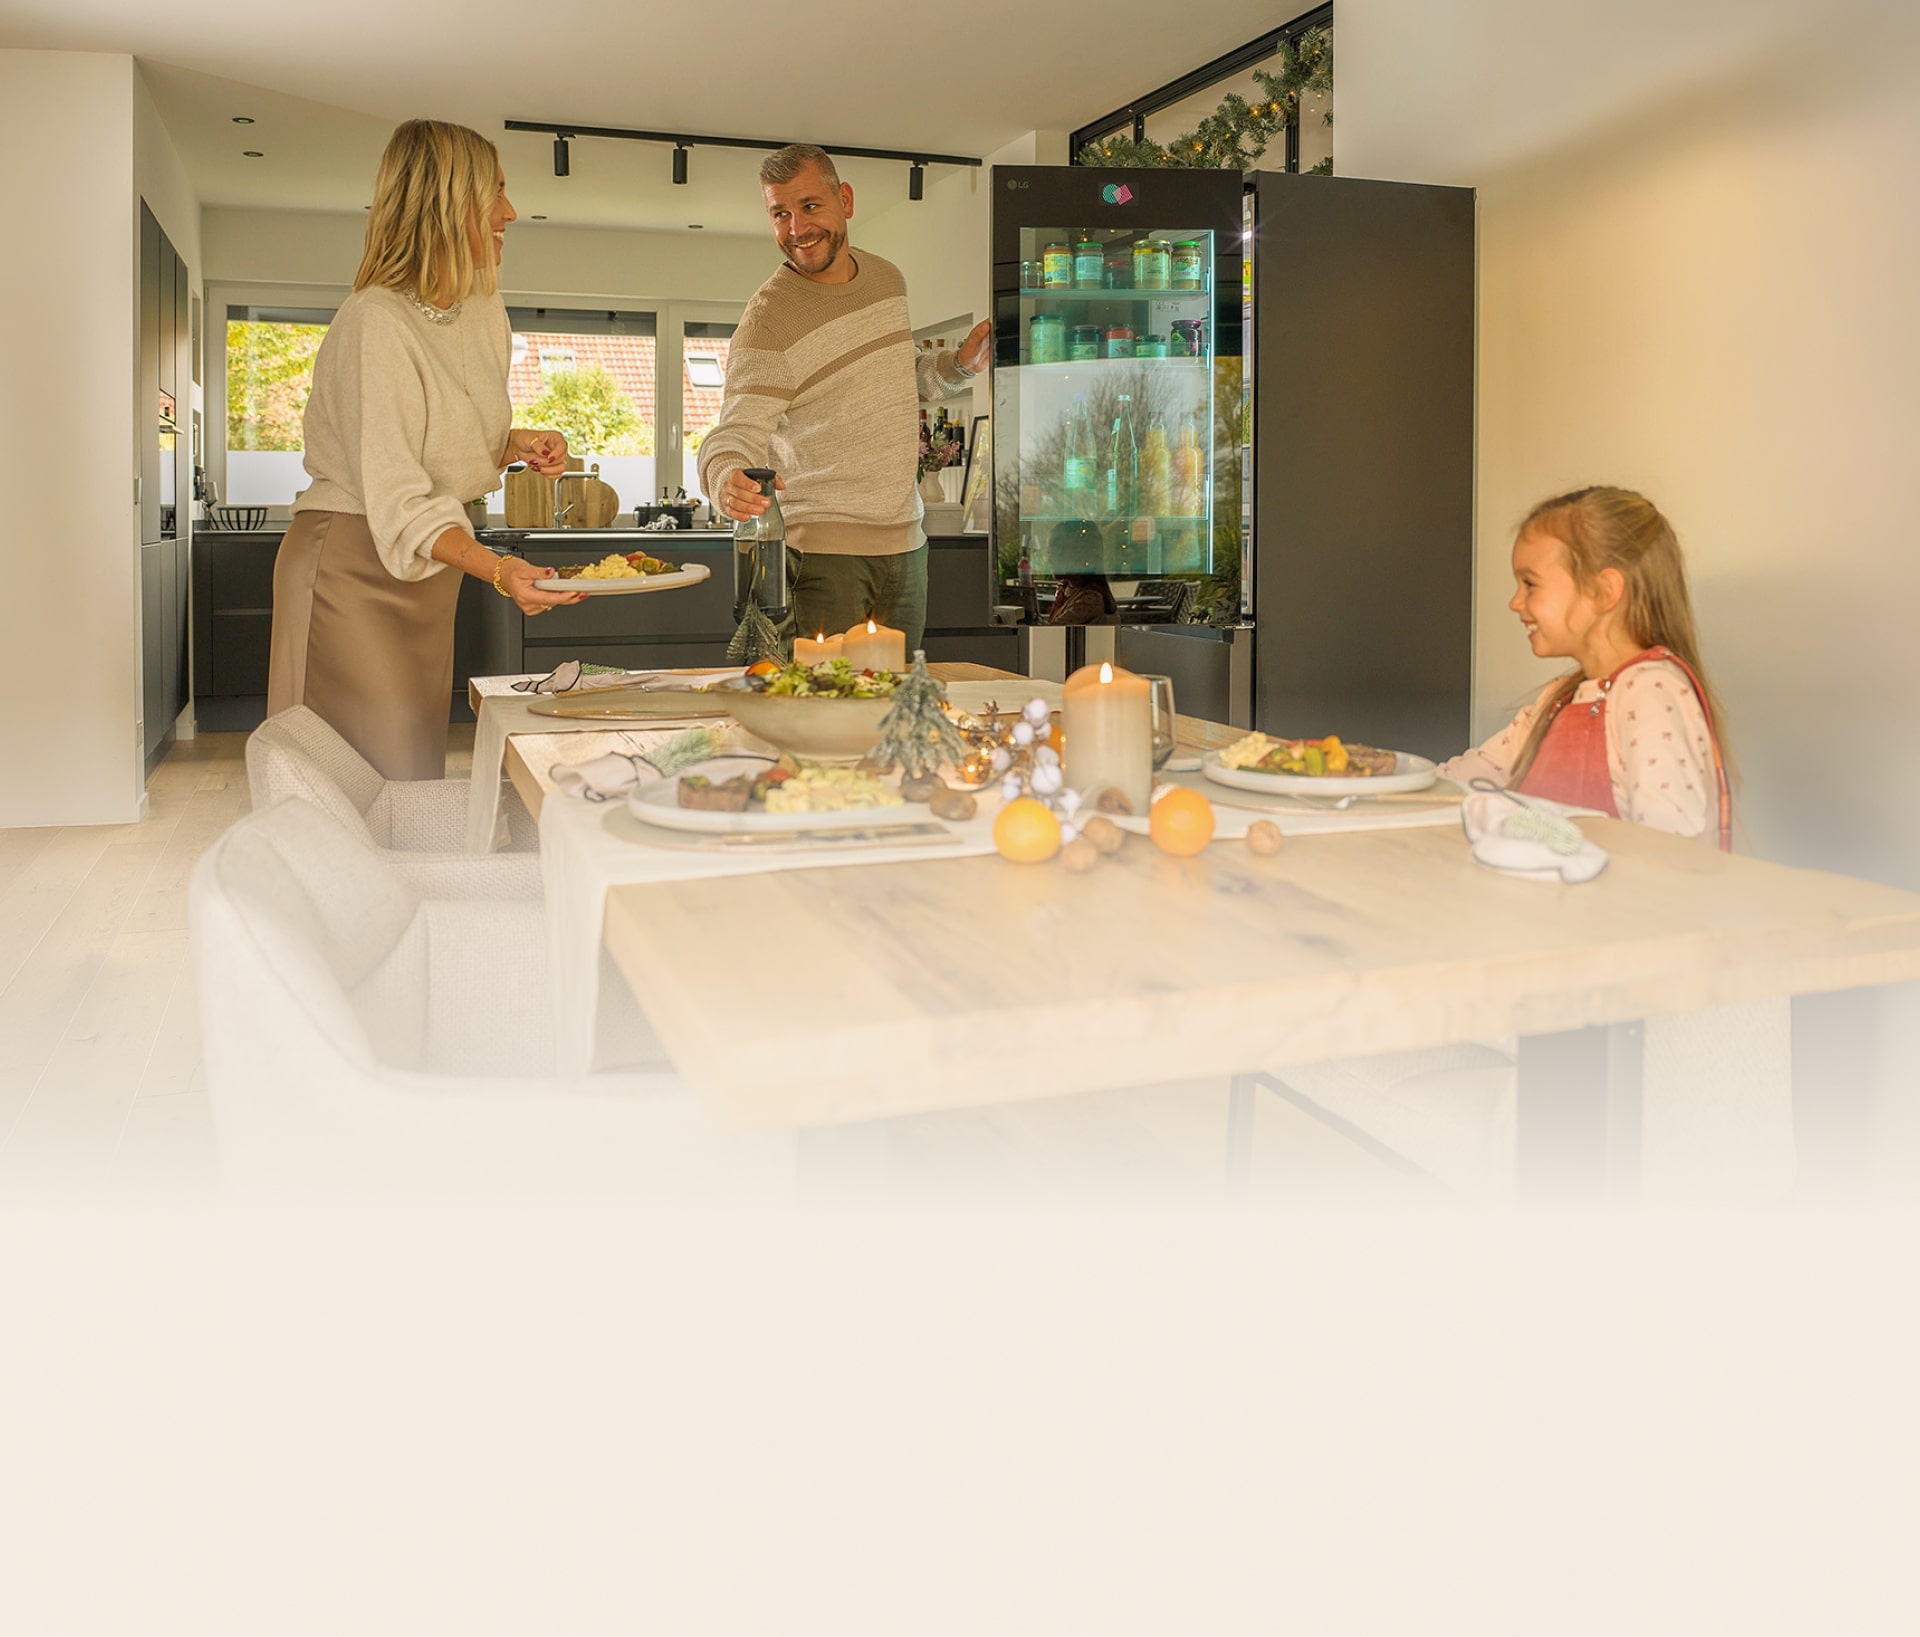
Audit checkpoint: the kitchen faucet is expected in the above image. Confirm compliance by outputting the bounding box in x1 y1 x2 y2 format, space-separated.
551 470 573 528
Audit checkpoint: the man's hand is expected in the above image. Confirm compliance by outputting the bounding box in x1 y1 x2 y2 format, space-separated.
718 469 785 523
957 318 992 377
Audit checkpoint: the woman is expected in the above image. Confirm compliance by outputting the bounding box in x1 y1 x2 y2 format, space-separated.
268 118 584 780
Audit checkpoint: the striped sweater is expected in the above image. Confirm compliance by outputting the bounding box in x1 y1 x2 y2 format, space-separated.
698 250 970 557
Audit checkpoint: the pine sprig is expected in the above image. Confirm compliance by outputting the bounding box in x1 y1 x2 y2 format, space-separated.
1077 25 1332 171
726 604 785 665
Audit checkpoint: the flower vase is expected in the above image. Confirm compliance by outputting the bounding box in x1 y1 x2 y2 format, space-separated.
919 471 947 502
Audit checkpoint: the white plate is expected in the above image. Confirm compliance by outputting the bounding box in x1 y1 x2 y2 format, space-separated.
626 762 922 835
533 562 711 594
1201 748 1438 797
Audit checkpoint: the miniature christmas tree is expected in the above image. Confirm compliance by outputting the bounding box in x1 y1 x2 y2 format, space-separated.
870 649 967 778
725 603 785 665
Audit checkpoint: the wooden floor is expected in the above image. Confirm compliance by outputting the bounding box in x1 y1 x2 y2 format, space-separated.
0 725 1445 1205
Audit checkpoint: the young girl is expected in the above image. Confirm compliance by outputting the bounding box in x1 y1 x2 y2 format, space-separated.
1438 486 1732 849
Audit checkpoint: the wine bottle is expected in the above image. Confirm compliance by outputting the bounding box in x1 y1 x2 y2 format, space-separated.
1062 394 1096 519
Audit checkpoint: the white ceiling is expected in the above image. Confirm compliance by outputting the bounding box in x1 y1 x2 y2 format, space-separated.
2 0 1293 234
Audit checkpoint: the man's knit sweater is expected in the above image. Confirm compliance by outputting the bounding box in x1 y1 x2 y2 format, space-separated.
698 250 971 557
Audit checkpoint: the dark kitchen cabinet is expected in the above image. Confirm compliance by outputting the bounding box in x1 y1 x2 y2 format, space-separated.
140 199 192 774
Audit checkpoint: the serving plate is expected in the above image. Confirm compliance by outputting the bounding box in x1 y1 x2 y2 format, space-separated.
626 764 918 835
708 679 895 762
532 563 711 594
526 686 732 720
1200 749 1438 798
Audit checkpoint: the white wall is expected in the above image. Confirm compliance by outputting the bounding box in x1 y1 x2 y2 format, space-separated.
860 130 1072 429
0 52 140 826
203 207 776 306
1336 0 1920 1186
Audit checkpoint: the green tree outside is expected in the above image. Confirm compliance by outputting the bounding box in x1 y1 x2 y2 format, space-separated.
514 365 653 457
227 320 327 452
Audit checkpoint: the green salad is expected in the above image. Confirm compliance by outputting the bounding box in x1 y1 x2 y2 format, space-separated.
763 659 900 699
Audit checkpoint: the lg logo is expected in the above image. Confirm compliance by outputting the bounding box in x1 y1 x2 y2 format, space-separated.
1101 183 1135 206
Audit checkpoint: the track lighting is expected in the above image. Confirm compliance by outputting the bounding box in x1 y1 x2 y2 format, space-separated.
553 134 570 177
672 144 688 185
908 162 925 201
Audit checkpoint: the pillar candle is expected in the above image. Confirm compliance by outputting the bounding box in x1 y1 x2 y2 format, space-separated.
843 617 907 672
1062 661 1152 814
794 631 845 666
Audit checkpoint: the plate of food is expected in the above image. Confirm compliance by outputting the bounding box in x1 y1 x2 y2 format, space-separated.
710 659 902 761
533 552 711 594
1202 732 1438 797
628 758 915 834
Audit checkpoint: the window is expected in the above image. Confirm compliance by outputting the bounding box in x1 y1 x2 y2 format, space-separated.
680 321 737 503
507 306 657 518
223 304 333 507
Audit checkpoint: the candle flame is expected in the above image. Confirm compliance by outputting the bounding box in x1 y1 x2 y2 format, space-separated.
815 633 825 643
1099 662 1114 683
866 619 878 634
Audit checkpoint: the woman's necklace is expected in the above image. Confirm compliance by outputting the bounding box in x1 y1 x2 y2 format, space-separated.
400 286 461 325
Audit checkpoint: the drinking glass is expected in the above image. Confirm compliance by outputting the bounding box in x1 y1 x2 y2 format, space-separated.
1140 674 1178 770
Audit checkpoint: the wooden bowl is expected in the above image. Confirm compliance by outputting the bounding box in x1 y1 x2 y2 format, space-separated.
714 683 894 762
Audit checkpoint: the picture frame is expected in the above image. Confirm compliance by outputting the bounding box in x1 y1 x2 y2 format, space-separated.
960 414 991 532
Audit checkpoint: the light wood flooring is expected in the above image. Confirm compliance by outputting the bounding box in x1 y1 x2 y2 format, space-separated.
0 726 1434 1206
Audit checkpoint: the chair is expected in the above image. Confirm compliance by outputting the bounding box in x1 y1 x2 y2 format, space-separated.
246 706 540 897
1128 578 1198 625
189 798 792 1199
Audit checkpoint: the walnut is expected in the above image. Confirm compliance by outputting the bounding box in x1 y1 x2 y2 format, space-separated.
929 786 978 822
1094 786 1133 815
1079 815 1124 855
900 771 944 803
1245 819 1284 855
1060 836 1100 873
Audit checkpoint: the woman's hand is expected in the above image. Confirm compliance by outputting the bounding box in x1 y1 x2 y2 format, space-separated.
956 318 992 377
496 555 587 616
506 428 569 476
718 469 785 523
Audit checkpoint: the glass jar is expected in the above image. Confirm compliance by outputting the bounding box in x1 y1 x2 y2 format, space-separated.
1133 239 1172 291
1170 241 1205 290
1019 259 1041 291
1103 246 1133 289
1041 242 1073 289
1029 313 1066 364
1103 324 1135 359
1136 333 1168 359
1169 318 1208 359
1073 238 1104 289
1069 324 1102 361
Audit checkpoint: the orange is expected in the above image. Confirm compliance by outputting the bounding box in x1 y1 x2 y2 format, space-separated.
993 797 1062 864
1047 720 1065 756
1149 786 1216 856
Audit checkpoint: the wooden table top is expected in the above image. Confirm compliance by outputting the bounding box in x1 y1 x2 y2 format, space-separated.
601 810 1920 1130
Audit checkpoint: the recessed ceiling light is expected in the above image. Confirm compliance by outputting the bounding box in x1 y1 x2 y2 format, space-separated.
242 150 264 158
530 214 547 220
232 115 255 124
688 224 704 230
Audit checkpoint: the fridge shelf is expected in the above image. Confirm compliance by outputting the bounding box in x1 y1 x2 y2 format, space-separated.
1008 360 1212 378
1016 285 1211 301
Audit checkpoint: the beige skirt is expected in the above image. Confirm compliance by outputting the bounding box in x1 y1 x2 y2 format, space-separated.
267 510 463 781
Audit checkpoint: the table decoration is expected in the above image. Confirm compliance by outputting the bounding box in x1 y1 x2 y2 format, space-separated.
1062 662 1153 815
844 617 907 671
726 602 786 665
867 651 969 792
793 631 845 665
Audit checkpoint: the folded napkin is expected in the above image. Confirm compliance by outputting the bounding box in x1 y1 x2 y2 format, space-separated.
549 729 768 803
511 661 748 696
1461 784 1609 883
510 660 639 695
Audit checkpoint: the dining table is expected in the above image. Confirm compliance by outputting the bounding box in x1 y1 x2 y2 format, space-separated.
482 664 1920 1200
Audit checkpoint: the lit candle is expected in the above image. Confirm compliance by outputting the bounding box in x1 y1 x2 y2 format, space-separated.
1062 661 1152 814
843 617 907 673
793 631 845 666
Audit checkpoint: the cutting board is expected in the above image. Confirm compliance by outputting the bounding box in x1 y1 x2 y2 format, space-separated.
503 456 587 528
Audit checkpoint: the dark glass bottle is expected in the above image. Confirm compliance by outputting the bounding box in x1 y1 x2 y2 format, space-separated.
733 467 788 619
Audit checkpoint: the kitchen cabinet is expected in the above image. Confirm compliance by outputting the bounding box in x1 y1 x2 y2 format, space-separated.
140 199 192 773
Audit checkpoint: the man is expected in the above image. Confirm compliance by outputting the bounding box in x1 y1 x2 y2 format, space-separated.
699 144 992 653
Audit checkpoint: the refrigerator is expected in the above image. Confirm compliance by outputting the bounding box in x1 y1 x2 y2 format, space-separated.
989 166 1475 759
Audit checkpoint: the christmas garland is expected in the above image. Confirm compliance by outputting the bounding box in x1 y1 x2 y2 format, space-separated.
1077 26 1332 172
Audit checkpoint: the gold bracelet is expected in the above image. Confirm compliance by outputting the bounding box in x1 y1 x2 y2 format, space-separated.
491 555 514 598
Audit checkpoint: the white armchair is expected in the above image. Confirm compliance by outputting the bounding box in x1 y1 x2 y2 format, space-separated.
246 705 539 897
189 798 791 1200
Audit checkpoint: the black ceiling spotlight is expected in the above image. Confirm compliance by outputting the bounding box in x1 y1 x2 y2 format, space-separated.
504 120 983 196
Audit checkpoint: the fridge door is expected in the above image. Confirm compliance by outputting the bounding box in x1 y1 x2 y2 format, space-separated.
990 167 1245 625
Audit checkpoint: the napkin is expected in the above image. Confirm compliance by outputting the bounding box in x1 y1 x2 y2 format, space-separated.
510 660 640 695
549 729 758 802
1461 785 1609 883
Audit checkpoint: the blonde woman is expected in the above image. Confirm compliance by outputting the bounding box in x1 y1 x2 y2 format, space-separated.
268 118 584 781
